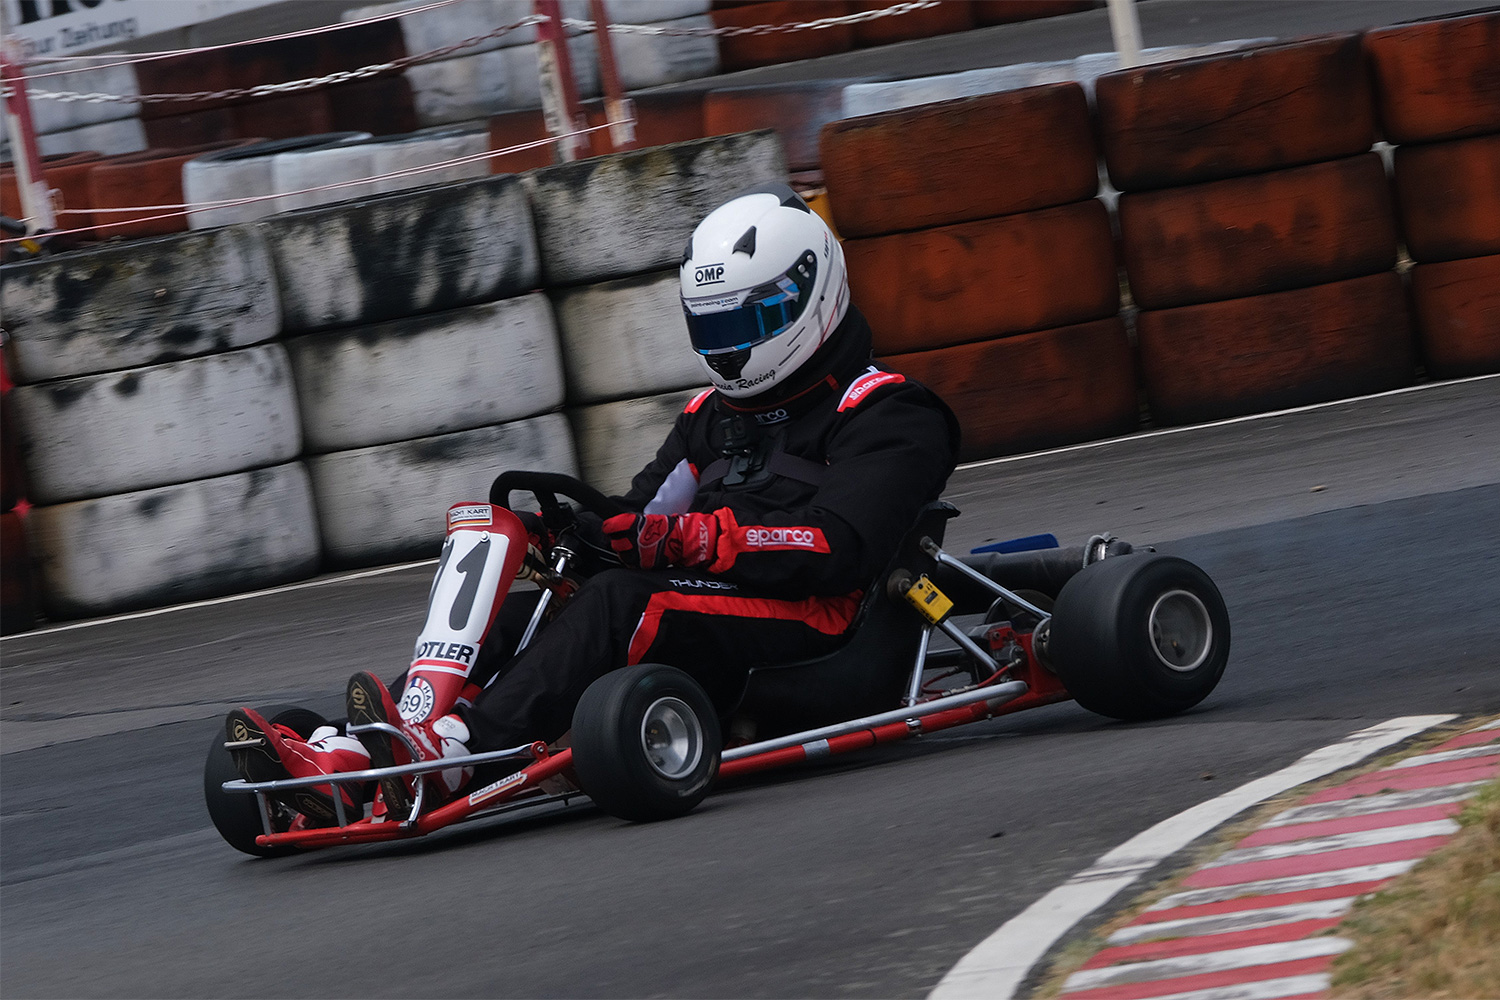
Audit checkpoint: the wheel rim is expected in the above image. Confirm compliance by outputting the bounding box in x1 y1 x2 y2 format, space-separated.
1148 589 1213 672
640 697 703 780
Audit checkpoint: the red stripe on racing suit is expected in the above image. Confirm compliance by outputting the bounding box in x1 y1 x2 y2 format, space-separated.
627 589 862 665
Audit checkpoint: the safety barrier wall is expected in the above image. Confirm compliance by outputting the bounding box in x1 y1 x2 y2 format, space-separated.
817 10 1499 460
526 129 787 494
0 226 321 619
0 130 779 623
1367 11 1500 380
823 83 1135 462
1102 33 1414 425
4 9 1497 625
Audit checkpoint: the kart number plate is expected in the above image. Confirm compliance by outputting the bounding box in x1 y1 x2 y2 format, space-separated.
903 574 953 624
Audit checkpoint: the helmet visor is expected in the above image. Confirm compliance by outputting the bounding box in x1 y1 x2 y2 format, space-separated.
683 252 817 355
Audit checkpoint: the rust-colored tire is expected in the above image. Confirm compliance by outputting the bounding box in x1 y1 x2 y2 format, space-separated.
1095 34 1375 191
852 0 973 46
1 152 103 234
1 511 38 635
86 140 261 240
822 83 1097 237
231 90 335 141
712 2 854 72
881 318 1138 462
135 53 235 119
1411 254 1500 379
1364 10 1500 144
1394 134 1500 263
327 75 418 136
141 108 239 149
606 91 707 151
972 1 1099 25
847 200 1118 354
1119 153 1398 310
1137 272 1416 425
488 109 566 173
704 79 851 172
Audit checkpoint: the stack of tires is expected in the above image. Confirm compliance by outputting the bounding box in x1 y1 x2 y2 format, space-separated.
0 228 319 619
5 62 145 157
1097 35 1415 425
821 84 1136 461
133 21 414 147
702 77 861 196
524 131 787 494
1367 10 1500 379
256 174 574 567
84 139 263 239
1 152 103 237
182 133 373 229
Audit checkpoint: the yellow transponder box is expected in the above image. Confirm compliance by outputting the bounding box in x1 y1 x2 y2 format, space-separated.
903 574 953 624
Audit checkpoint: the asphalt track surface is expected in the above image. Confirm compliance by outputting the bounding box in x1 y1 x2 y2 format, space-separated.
5 4 1500 997
3 375 1498 999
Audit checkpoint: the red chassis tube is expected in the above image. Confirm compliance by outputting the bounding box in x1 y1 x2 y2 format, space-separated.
255 637 1073 849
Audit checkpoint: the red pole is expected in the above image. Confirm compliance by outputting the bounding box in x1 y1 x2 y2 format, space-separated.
0 49 56 234
589 0 636 152
533 0 589 162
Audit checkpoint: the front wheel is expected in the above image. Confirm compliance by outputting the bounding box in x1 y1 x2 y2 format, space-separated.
571 664 721 822
204 705 328 857
1047 554 1230 721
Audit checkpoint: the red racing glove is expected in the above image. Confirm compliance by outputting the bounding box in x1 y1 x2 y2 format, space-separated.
602 512 720 570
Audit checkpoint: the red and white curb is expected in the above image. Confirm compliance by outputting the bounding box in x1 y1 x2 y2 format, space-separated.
928 715 1500 1000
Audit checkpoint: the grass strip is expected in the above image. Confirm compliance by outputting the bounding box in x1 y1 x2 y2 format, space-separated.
1328 775 1500 999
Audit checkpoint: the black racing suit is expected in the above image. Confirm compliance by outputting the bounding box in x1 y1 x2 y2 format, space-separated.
457 306 960 751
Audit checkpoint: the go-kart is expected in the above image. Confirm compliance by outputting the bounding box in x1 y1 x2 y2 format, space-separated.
206 471 1230 856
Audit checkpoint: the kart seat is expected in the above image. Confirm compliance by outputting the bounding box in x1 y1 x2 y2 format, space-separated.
729 501 958 737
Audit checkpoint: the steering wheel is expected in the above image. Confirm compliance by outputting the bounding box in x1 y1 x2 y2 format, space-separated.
489 471 627 533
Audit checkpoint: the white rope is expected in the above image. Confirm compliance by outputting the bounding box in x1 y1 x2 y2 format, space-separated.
5 2 941 105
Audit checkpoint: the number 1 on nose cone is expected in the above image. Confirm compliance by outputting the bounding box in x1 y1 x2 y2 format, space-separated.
401 504 528 724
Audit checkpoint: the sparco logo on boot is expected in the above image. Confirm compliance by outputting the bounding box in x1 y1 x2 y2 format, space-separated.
695 264 725 286
746 527 817 548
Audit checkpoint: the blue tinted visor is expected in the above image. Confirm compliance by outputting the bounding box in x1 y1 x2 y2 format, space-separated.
684 252 817 355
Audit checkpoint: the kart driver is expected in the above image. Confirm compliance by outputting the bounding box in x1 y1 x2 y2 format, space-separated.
225 183 961 824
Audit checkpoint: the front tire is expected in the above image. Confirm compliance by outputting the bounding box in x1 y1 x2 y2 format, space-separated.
1048 554 1230 721
571 664 721 822
204 705 327 857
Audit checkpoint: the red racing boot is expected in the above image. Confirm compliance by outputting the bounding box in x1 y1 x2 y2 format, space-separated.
345 671 473 819
225 708 370 826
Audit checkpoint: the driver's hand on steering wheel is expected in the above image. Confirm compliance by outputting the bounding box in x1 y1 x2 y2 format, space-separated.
515 510 554 580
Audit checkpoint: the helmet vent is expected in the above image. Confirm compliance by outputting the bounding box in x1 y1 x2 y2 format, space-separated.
733 227 757 257
680 238 693 268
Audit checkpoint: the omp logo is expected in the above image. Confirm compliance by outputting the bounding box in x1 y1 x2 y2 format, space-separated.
695 264 725 285
746 527 818 548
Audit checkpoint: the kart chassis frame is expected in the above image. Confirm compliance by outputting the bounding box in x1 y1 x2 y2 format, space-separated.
222 534 1066 851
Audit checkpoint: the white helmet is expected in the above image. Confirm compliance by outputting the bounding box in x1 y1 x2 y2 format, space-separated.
680 184 849 399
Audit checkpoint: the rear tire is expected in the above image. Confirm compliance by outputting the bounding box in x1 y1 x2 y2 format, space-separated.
571 664 721 822
1048 554 1230 720
204 705 328 858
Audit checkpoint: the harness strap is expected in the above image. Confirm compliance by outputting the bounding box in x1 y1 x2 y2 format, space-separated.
700 450 830 489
